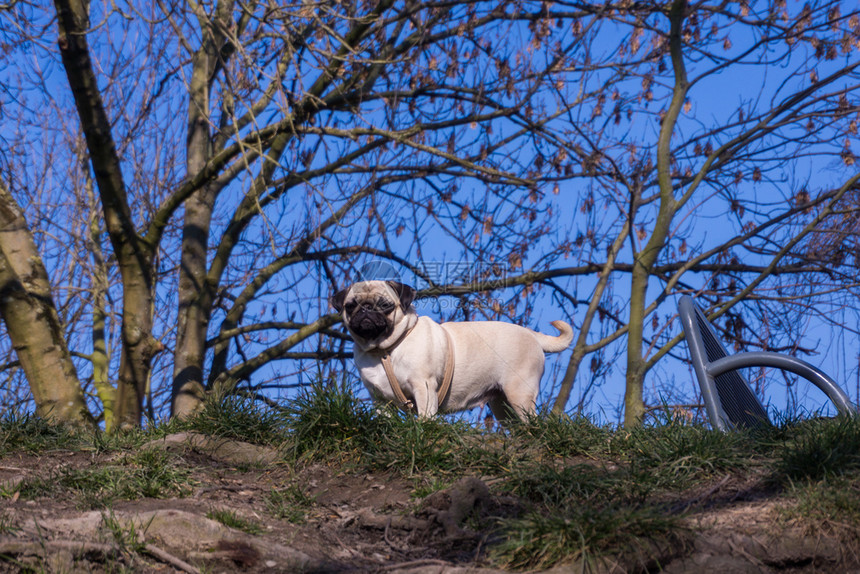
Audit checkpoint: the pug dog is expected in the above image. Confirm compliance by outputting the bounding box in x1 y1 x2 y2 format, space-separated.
330 280 573 422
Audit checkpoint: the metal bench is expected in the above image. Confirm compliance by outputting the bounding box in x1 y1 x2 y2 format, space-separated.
678 295 857 431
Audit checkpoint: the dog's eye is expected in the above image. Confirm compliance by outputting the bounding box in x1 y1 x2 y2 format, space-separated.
377 300 395 313
344 301 358 313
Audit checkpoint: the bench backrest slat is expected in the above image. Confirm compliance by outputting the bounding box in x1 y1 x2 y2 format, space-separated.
685 300 770 428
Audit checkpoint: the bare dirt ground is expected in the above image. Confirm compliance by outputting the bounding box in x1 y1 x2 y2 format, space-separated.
0 432 856 573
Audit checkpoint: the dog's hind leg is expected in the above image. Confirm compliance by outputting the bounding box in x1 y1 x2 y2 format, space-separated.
487 385 535 426
494 382 538 423
486 392 514 426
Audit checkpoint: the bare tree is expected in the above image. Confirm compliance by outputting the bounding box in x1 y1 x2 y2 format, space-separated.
0 178 93 426
523 0 860 425
0 0 858 428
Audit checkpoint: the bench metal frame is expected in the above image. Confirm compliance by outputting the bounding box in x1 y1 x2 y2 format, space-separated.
678 295 856 431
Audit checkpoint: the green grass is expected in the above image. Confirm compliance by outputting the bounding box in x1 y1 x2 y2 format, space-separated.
207 508 263 534
0 510 20 536
284 384 531 477
15 448 194 509
782 475 860 531
0 411 85 455
281 380 381 461
364 414 476 476
101 511 149 554
495 503 687 570
774 416 860 482
0 409 197 458
496 421 759 567
265 484 317 524
621 423 761 493
412 476 453 499
274 385 759 567
769 416 860 542
510 413 612 458
505 462 627 508
5 386 860 570
186 394 288 446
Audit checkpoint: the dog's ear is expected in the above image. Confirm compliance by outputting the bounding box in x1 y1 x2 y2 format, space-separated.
330 288 349 313
386 281 416 309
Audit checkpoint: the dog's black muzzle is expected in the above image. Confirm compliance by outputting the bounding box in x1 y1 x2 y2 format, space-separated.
348 308 391 341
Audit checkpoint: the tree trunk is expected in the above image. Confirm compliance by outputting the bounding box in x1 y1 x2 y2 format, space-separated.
112 260 159 429
624 265 650 427
623 0 688 427
0 182 94 427
80 151 115 430
172 189 217 417
54 0 158 428
171 0 234 418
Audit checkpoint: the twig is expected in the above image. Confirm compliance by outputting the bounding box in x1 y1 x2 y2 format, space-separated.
727 538 767 568
0 536 198 573
383 517 410 554
376 559 451 571
143 543 201 574
473 532 488 563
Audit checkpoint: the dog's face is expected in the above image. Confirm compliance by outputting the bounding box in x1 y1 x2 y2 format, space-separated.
330 281 416 347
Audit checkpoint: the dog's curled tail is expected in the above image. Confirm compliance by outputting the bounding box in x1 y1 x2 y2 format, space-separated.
533 320 574 353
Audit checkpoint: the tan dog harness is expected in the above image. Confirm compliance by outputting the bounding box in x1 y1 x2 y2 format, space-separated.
380 326 455 412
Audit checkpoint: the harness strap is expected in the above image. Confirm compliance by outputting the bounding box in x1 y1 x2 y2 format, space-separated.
380 327 455 413
437 328 456 407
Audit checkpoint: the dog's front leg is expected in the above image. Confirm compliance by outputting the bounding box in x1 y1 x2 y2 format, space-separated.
410 379 438 418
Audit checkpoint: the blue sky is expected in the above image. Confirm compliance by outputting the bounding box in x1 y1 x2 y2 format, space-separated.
1 1 858 425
